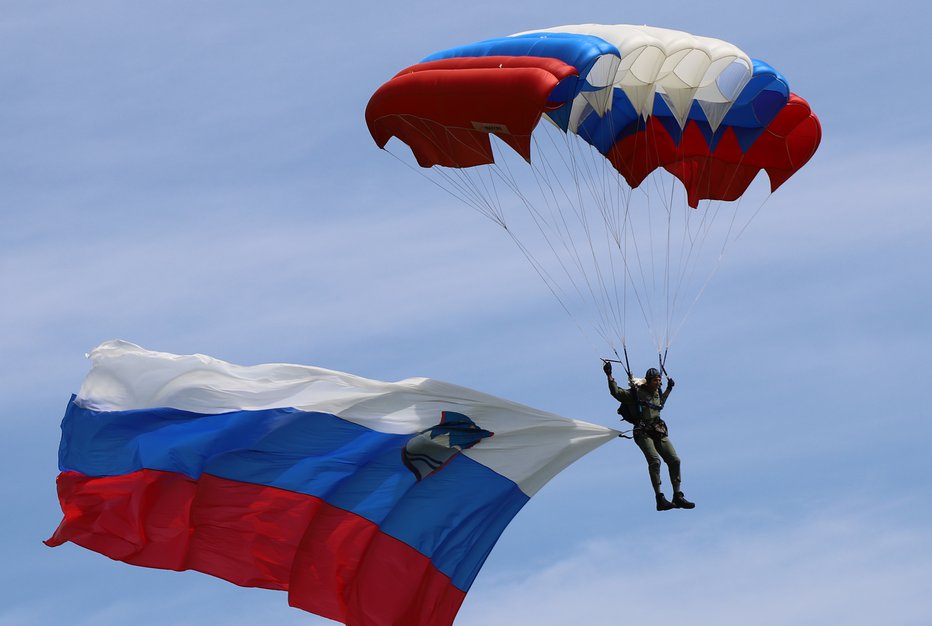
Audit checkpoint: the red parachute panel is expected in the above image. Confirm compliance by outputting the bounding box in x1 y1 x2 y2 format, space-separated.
365 57 578 168
606 94 821 207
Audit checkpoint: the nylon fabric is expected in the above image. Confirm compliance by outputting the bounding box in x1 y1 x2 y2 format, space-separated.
57 398 529 590
46 470 467 626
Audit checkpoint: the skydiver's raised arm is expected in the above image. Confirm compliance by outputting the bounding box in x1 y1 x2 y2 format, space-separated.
660 377 675 405
603 361 634 403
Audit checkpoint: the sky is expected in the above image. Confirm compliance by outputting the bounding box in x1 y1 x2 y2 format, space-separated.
2 1 931 625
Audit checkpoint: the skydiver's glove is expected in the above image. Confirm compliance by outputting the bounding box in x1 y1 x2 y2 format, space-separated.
603 361 612 376
667 378 675 389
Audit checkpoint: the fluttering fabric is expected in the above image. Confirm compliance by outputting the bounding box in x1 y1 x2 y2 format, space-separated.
47 340 616 626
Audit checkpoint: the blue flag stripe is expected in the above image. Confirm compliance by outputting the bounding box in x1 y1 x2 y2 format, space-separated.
58 397 528 590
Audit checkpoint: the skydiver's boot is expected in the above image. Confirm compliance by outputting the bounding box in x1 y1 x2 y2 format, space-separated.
656 493 675 511
672 492 695 509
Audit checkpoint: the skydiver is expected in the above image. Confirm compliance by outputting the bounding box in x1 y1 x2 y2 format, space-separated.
603 361 695 511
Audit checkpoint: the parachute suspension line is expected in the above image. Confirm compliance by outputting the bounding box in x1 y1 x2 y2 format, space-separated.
666 148 772 346
533 129 615 338
626 119 656 351
642 134 680 355
620 199 630 360
615 122 661 347
565 106 630 356
582 115 636 355
551 116 626 352
595 110 640 358
384 146 501 224
609 155 658 349
734 189 774 241
442 134 619 356
570 143 622 347
610 148 632 355
382 116 513 230
500 219 608 356
661 166 676 353
454 158 509 228
486 133 619 351
513 165 605 337
555 126 628 348
683 196 746 345
383 117 607 353
658 133 744 353
511 136 613 345
383 111 772 359
614 138 637 357
387 136 609 356
665 194 724 351
618 186 658 348
606 142 634 356
670 183 775 347
647 127 673 347
623 344 633 380
642 155 661 348
667 199 735 346
512 123 627 349
663 194 673 354
714 146 771 249
437 168 502 225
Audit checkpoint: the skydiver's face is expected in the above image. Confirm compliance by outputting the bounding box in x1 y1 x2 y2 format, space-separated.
645 377 662 393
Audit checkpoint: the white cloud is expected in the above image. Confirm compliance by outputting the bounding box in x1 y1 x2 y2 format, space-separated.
457 499 932 626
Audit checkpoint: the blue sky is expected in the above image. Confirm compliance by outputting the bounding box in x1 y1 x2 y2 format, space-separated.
3 1 931 624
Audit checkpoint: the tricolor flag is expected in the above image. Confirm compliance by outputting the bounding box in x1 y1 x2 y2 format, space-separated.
47 340 616 626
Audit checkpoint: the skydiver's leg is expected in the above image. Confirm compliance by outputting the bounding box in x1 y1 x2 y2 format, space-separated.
657 437 681 494
634 434 663 495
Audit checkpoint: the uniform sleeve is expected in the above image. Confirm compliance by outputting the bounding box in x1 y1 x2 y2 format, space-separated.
608 378 633 403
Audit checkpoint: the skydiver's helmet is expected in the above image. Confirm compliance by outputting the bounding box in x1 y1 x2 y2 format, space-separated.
645 368 662 380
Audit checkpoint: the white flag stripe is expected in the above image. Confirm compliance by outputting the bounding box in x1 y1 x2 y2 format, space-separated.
77 340 618 496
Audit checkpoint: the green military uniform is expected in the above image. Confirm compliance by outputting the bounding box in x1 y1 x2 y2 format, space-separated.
608 376 684 503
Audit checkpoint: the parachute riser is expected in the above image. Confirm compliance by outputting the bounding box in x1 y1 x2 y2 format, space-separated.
602 344 632 379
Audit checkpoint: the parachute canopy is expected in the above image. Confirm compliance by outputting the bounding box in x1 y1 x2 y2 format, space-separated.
366 25 821 357
366 23 820 207
47 340 616 626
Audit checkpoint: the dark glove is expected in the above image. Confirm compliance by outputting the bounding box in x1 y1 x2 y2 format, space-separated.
667 377 675 389
603 361 612 375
